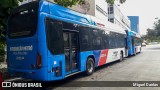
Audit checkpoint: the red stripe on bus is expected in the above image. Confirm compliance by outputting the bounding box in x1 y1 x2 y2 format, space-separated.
98 49 108 66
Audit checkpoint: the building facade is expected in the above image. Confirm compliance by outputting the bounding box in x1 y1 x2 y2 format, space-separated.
128 16 140 34
71 0 108 21
108 4 130 30
20 0 109 21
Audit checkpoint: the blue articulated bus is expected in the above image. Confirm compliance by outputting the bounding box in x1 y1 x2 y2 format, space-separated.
7 0 127 81
125 30 142 56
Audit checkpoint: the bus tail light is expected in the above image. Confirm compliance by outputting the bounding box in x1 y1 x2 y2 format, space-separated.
52 61 62 77
36 53 42 69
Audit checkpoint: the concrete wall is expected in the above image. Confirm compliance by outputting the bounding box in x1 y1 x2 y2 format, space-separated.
71 0 108 21
70 0 95 15
95 0 108 20
108 4 130 30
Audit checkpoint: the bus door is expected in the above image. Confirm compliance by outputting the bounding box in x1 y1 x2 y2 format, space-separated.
131 37 135 54
125 37 128 57
63 32 79 74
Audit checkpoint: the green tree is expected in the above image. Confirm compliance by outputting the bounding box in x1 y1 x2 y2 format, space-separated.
0 0 23 44
144 19 160 42
119 0 126 4
154 19 160 36
106 0 126 4
0 44 5 62
54 0 126 7
147 28 157 37
53 0 85 7
0 0 22 62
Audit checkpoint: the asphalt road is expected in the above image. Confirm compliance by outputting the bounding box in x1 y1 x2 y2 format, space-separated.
4 44 160 90
50 44 160 90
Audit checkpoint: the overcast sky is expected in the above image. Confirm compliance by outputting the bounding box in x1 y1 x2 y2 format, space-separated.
117 0 160 35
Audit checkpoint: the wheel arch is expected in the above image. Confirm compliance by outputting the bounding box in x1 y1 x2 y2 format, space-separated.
85 55 95 75
87 55 95 66
120 50 123 57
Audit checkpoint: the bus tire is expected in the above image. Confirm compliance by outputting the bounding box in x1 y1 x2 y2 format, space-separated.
119 52 123 62
139 48 142 53
133 49 136 56
86 57 95 76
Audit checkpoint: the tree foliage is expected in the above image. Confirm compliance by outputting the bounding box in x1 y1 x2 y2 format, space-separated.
0 0 22 62
0 44 5 62
106 0 126 5
0 0 23 44
53 0 85 7
119 0 126 4
143 19 160 42
53 0 126 7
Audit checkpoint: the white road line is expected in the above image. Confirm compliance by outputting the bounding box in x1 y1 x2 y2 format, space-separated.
5 77 23 82
142 50 160 51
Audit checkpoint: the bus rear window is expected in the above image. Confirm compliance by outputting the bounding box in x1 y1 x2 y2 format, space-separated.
8 1 39 39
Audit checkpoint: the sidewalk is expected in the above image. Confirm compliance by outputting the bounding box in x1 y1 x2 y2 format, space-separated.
0 62 12 80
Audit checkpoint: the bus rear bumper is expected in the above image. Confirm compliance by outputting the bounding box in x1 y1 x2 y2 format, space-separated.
8 67 49 81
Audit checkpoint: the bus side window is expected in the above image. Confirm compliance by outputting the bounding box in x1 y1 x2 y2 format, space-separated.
109 32 115 49
101 30 106 49
104 32 109 49
79 26 92 51
46 18 64 55
92 29 102 50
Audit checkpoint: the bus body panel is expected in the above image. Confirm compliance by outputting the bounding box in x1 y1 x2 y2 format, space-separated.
135 46 141 53
48 2 91 26
8 67 48 81
47 54 65 80
7 1 50 81
107 48 126 63
39 0 49 13
7 0 128 81
79 48 125 70
127 34 134 55
93 48 125 66
7 41 37 70
79 51 94 72
127 30 141 56
37 12 48 67
94 50 108 66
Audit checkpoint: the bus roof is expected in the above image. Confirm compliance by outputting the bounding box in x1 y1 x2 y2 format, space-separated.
90 16 126 34
127 30 141 38
39 0 126 34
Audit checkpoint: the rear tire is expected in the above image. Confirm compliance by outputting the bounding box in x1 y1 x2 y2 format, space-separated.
119 52 123 62
139 48 141 53
86 57 95 76
133 49 137 56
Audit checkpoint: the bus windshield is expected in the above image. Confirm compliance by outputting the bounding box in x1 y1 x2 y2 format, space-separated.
8 1 39 39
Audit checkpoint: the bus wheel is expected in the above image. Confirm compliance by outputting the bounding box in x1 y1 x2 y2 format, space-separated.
86 58 95 75
119 52 123 62
133 49 137 56
139 48 142 53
